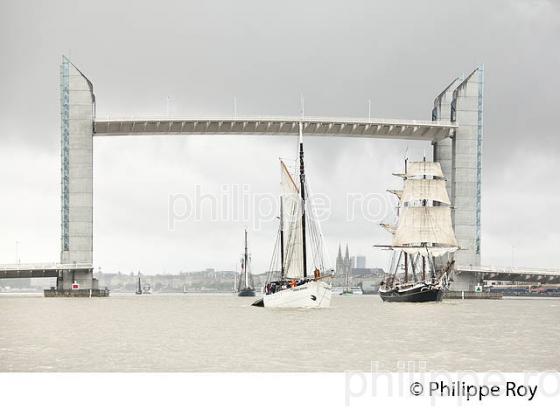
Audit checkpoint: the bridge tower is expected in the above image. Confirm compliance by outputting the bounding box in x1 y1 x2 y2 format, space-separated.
433 66 484 290
59 56 94 289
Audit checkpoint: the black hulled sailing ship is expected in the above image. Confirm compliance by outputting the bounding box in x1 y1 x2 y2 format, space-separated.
378 157 458 302
237 229 256 297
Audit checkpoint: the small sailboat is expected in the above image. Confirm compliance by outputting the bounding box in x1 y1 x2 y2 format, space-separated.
377 156 458 302
253 123 333 308
237 229 256 297
135 274 143 295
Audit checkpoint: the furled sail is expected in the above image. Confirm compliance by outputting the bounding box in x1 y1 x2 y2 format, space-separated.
387 189 403 199
406 161 444 179
392 206 458 256
380 223 397 235
280 160 304 278
400 179 451 205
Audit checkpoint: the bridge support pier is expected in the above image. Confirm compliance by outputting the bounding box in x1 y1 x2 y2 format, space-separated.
433 67 484 290
59 56 95 290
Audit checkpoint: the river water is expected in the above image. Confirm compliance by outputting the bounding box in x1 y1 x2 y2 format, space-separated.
0 294 558 372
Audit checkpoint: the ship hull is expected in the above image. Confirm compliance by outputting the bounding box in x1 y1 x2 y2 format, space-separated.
238 288 256 297
379 284 443 303
262 280 332 308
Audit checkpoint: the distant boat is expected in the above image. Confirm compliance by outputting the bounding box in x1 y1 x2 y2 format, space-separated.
360 279 380 295
253 123 333 308
237 229 256 297
377 157 458 302
135 275 143 295
340 258 353 295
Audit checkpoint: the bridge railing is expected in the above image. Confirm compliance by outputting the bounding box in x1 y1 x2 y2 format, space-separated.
93 115 457 127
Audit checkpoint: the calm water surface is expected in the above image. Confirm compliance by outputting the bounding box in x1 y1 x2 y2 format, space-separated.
0 294 558 372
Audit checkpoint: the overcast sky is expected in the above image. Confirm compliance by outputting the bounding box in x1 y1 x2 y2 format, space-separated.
0 0 559 275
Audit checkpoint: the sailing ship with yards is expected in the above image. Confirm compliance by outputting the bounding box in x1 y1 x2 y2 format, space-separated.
237 229 256 297
253 123 333 308
378 157 458 302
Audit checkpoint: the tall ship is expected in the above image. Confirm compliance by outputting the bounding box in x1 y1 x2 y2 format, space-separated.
377 157 458 302
237 229 256 297
253 124 333 308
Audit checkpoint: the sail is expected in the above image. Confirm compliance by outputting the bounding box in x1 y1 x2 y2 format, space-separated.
237 256 254 290
406 161 444 179
280 160 304 278
400 179 451 204
392 206 458 254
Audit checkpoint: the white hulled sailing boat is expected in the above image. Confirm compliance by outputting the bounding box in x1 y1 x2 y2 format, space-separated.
253 123 333 308
377 157 458 302
237 229 256 297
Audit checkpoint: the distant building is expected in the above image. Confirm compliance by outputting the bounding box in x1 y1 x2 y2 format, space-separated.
350 268 384 278
335 244 353 287
335 245 384 287
355 255 366 269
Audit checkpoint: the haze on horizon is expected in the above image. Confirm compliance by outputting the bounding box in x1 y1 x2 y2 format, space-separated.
0 0 559 275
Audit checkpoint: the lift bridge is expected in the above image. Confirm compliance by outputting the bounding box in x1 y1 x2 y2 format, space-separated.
2 56 559 293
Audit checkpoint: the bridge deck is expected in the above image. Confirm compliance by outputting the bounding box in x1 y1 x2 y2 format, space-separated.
93 116 456 141
457 265 560 284
0 263 92 279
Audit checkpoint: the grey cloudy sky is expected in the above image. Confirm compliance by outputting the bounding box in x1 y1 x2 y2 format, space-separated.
0 0 559 274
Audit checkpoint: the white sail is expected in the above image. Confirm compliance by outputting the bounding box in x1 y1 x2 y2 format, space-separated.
280 160 304 279
406 161 444 179
392 206 458 253
400 179 451 205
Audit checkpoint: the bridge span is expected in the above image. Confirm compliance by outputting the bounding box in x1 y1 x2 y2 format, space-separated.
93 116 456 141
456 265 560 285
0 263 93 291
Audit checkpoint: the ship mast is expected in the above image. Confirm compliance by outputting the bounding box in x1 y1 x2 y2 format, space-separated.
279 197 285 279
244 229 249 288
422 155 426 282
298 122 308 279
403 156 409 283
